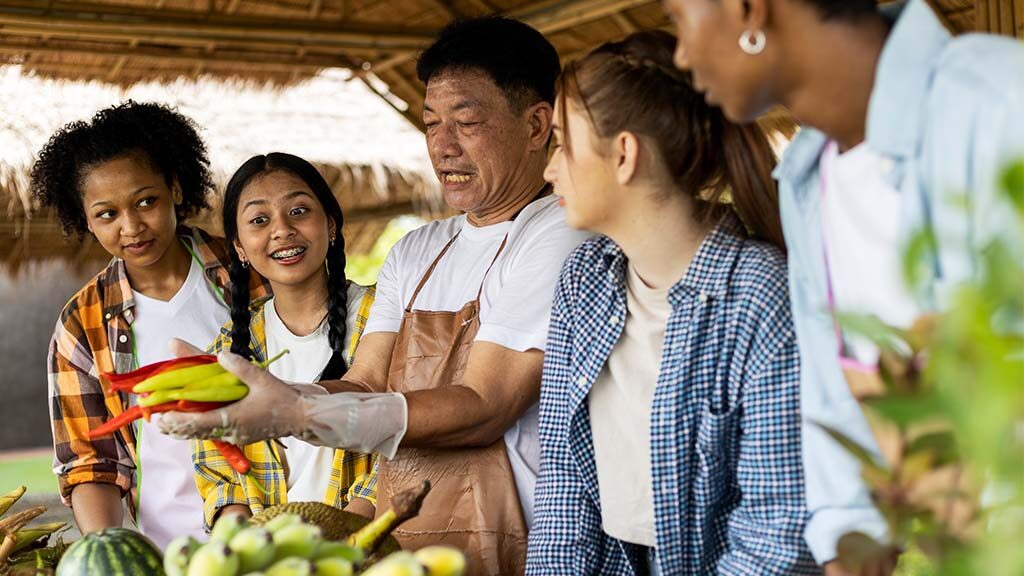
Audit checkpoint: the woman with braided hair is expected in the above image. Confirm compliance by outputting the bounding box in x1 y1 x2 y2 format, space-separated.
192 152 378 528
35 101 270 547
526 31 817 574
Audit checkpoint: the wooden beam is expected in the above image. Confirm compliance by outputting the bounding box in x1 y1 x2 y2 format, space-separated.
0 38 357 70
421 0 466 21
610 12 638 34
358 74 424 132
106 54 127 81
359 0 657 79
0 1 437 51
308 0 322 19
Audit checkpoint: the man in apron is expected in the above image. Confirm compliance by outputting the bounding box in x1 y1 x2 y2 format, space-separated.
162 17 591 575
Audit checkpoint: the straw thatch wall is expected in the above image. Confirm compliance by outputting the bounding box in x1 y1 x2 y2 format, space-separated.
0 65 444 266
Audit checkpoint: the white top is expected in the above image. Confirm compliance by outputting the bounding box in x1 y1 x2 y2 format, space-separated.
821 142 920 363
589 264 669 547
130 250 228 549
365 195 592 527
263 283 369 504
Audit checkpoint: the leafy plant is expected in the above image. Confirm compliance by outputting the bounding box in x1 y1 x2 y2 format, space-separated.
824 160 1024 576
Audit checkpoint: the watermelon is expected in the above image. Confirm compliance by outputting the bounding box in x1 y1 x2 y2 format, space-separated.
56 528 164 576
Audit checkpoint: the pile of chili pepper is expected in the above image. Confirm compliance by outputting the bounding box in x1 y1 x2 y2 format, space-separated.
90 351 288 494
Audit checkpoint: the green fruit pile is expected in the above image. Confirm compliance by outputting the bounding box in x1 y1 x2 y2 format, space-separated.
166 513 465 576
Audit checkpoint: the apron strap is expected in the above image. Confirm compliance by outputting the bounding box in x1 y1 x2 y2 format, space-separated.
406 231 462 312
476 235 509 303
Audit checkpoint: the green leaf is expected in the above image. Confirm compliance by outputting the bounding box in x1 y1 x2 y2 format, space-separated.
1000 160 1024 216
906 431 959 468
836 312 910 355
864 393 944 427
813 421 892 482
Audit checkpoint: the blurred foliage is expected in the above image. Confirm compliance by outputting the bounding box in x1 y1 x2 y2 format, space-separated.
825 159 1024 576
345 216 426 286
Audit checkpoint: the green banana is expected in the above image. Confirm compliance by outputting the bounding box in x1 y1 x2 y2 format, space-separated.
265 557 314 576
314 557 354 576
139 384 249 407
185 542 239 576
163 535 200 576
347 481 430 555
228 526 276 573
358 552 425 576
272 523 322 561
315 541 364 564
414 546 466 576
0 485 26 517
263 513 302 535
133 363 227 393
210 513 246 544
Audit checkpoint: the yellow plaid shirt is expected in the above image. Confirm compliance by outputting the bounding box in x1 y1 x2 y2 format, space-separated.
192 285 377 530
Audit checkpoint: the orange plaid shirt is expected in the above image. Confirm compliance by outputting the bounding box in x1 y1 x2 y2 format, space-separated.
47 226 270 505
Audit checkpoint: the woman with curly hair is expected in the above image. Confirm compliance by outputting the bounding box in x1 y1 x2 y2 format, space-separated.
33 101 269 547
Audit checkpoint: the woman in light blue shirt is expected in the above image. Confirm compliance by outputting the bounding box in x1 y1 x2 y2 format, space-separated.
662 0 1024 572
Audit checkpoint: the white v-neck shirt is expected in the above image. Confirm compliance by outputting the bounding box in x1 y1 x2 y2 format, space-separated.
263 283 369 503
130 250 228 549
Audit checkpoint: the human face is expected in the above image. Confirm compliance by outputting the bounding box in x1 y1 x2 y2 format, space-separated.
233 170 333 291
664 0 779 122
81 152 183 271
544 97 619 234
423 69 539 217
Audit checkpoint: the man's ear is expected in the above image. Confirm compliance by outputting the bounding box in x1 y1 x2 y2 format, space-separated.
525 101 554 151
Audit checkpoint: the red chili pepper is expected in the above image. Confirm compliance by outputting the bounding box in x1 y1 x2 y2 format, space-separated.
102 355 217 392
88 406 143 439
212 440 272 494
176 400 230 412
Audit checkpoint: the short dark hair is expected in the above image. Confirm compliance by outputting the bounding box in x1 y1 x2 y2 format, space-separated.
416 16 560 111
31 101 214 237
799 0 877 20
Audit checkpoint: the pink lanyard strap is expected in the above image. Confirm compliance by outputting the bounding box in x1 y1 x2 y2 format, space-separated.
819 140 879 374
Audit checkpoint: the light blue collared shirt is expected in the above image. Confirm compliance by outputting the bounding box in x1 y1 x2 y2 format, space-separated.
774 0 1024 562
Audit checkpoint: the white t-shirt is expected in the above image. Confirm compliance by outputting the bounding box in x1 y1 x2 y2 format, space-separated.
589 264 668 547
130 250 228 549
821 142 920 363
264 283 369 504
365 195 592 527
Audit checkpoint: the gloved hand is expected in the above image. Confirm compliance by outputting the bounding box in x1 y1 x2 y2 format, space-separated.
158 340 407 458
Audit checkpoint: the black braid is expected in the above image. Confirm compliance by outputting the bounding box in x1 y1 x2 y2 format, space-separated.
320 228 350 381
227 255 254 360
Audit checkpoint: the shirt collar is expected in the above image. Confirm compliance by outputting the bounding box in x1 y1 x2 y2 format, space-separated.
101 226 223 322
867 0 951 159
599 212 746 305
773 0 950 185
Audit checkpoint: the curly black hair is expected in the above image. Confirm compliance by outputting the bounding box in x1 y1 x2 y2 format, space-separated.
416 16 560 112
800 0 877 20
30 100 214 238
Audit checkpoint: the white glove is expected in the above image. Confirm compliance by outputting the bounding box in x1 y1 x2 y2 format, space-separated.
158 350 408 458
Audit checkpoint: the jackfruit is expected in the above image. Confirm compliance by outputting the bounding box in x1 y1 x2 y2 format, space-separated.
250 502 400 556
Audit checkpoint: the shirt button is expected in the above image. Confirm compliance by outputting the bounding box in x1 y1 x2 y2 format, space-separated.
577 376 587 386
609 315 620 325
118 334 128 344
698 292 708 303
104 313 112 320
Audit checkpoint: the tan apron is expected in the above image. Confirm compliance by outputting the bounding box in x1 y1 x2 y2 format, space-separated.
375 231 528 576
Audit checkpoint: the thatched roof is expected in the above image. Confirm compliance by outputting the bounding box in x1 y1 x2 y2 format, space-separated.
0 0 1012 266
0 66 444 264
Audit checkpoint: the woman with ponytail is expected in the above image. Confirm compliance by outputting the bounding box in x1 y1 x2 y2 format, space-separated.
526 31 817 574
193 153 378 528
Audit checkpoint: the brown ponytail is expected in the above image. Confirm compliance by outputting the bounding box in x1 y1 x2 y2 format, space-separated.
557 30 785 249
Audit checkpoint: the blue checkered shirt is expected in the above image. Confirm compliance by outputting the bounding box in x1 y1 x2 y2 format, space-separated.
526 214 820 575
